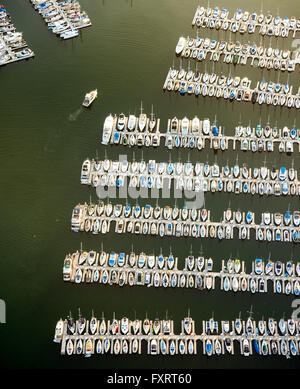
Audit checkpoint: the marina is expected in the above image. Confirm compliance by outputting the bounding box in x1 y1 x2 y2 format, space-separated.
71 202 300 244
163 68 300 109
175 35 299 72
30 0 91 40
101 113 300 153
192 6 300 38
3 0 300 370
0 6 34 66
101 105 161 147
54 312 300 357
81 157 300 198
63 249 300 296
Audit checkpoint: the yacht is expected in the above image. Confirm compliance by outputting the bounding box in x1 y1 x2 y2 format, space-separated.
121 317 129 335
127 115 136 131
175 37 186 55
184 317 193 335
61 29 79 39
54 319 64 343
138 112 147 131
102 114 114 145
82 89 97 107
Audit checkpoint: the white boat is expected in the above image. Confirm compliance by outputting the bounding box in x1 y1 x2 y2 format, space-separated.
113 339 120 355
246 317 254 335
279 319 286 335
122 339 128 354
243 339 250 356
66 339 74 355
206 339 213 356
138 112 147 131
89 316 98 334
82 89 97 107
175 37 186 54
184 317 193 335
99 319 106 335
96 339 102 354
75 268 82 283
287 319 296 335
127 115 136 131
102 114 114 145
188 340 194 354
268 318 275 335
150 339 157 355
104 339 110 353
143 318 150 334
202 119 210 134
186 255 195 271
121 317 129 335
215 339 222 355
167 254 175 269
60 29 78 39
235 318 242 334
53 319 64 343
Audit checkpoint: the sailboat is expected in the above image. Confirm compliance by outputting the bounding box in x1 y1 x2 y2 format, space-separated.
138 101 147 131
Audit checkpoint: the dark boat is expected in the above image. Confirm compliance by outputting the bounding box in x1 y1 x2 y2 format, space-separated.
251 90 258 103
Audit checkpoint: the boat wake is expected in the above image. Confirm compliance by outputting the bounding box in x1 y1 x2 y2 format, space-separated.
68 108 83 121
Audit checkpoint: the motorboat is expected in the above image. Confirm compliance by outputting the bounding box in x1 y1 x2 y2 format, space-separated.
82 89 97 107
102 114 114 145
175 37 186 55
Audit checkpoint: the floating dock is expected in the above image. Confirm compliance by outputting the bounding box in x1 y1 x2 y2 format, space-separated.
176 36 298 72
81 157 300 197
71 202 300 244
101 113 300 153
163 68 300 109
30 0 91 39
101 105 162 147
0 8 35 66
191 6 300 38
63 249 300 296
54 313 300 357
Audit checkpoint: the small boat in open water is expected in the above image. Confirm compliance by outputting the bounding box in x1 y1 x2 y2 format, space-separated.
82 89 98 107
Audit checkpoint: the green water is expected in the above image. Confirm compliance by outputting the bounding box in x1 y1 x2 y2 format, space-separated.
1 0 300 368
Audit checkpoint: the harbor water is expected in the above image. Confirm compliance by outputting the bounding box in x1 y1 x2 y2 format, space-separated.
1 0 300 368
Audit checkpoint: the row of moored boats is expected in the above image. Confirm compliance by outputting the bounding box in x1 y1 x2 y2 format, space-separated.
63 250 300 296
164 68 300 109
30 0 91 40
71 202 300 243
54 313 300 357
81 157 299 197
192 6 300 37
176 36 297 72
0 7 34 66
